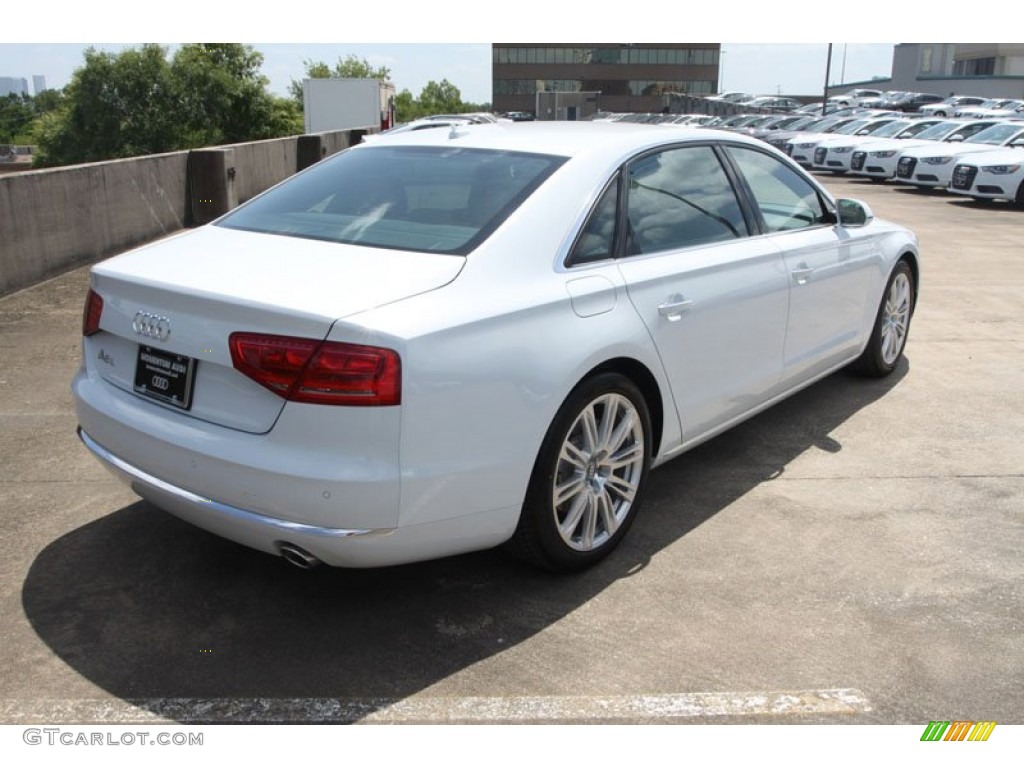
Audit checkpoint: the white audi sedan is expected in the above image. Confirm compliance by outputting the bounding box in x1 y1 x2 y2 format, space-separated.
894 122 1024 189
786 115 900 168
948 148 1024 203
73 123 920 573
849 119 1003 182
810 118 942 174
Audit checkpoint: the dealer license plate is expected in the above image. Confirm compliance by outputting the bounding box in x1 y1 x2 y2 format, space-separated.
133 345 197 410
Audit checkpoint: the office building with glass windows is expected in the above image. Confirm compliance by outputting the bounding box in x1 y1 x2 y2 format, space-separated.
492 43 721 118
0 77 29 97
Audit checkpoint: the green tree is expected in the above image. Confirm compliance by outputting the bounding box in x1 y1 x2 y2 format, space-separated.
392 80 485 122
31 88 66 115
289 54 392 105
418 79 463 115
171 43 286 146
0 93 34 142
34 44 297 168
333 54 391 80
34 44 180 166
268 95 304 137
393 88 419 121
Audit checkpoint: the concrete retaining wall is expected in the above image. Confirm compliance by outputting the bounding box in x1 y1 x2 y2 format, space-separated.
0 152 189 296
0 130 359 297
225 136 298 204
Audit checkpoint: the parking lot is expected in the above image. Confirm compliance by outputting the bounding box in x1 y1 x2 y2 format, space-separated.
0 174 1021 725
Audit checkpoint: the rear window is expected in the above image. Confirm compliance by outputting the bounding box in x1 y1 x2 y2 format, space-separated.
218 145 567 255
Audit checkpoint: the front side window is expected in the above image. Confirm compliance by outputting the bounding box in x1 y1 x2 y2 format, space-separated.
218 146 566 256
727 146 831 233
623 146 747 255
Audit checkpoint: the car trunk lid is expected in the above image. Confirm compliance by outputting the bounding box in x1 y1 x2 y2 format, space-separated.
85 226 464 433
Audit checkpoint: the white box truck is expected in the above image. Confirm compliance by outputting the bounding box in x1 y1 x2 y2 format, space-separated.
302 78 396 134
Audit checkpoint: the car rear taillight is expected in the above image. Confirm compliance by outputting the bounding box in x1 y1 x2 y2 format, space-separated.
83 289 103 336
229 333 401 406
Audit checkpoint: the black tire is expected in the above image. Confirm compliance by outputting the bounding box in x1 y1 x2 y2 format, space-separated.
506 373 652 572
852 260 915 377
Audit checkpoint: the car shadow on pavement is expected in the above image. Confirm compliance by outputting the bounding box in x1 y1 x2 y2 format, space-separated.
945 197 1024 211
22 362 907 723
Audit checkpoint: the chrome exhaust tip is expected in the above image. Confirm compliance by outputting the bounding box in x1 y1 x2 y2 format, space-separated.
279 542 321 570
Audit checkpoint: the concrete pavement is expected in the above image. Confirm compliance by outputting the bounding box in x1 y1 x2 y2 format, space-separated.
0 175 1021 724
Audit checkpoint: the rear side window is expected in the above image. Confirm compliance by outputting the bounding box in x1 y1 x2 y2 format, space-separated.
726 146 831 232
623 146 748 255
218 146 566 255
569 176 620 264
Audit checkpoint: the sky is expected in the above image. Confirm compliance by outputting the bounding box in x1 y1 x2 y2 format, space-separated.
0 2 985 105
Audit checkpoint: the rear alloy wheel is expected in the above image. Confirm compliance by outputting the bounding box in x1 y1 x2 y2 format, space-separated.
507 373 651 572
853 260 915 377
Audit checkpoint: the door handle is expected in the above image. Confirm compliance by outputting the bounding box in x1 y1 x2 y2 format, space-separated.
657 294 693 321
791 266 813 285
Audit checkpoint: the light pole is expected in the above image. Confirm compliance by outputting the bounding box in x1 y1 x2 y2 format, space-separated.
822 44 833 117
719 48 726 92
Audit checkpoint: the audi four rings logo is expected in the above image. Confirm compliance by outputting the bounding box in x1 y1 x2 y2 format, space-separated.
133 312 172 341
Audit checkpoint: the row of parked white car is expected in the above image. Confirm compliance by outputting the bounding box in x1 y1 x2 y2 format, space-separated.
732 108 1024 204
826 88 1024 119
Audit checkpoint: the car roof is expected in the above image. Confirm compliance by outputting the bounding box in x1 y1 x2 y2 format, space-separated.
350 121 771 162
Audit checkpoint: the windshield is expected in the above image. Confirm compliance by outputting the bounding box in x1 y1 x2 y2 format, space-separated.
834 119 872 135
869 120 914 138
784 116 818 131
811 117 850 132
915 121 964 140
896 121 940 138
218 146 566 255
859 119 898 135
966 123 1024 145
765 116 800 129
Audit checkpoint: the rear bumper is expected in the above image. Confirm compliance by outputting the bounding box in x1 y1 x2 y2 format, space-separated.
78 427 395 563
77 426 519 567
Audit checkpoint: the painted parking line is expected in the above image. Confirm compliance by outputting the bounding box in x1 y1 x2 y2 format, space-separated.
1 688 871 724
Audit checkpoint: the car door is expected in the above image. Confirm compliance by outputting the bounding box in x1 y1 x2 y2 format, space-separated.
609 144 790 444
723 144 883 385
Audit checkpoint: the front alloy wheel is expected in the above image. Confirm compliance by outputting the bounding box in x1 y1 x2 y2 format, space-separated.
507 373 652 572
853 260 915 377
879 269 912 367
